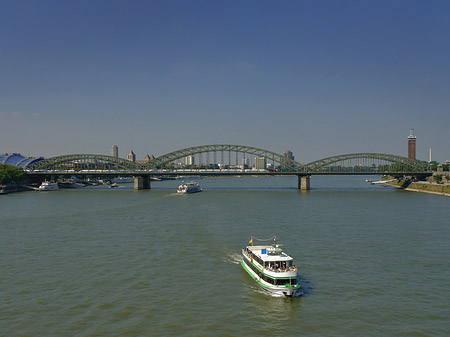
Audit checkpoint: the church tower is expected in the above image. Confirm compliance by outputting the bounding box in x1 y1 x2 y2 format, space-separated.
127 149 136 163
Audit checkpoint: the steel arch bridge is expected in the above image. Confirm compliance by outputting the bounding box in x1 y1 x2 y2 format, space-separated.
26 144 431 174
28 154 137 171
304 153 430 174
145 144 305 171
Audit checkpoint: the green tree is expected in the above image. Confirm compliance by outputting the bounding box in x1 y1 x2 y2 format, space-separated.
433 174 442 184
0 164 26 185
429 161 439 171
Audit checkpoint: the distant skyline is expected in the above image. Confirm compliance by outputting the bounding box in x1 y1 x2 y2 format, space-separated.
1 0 449 163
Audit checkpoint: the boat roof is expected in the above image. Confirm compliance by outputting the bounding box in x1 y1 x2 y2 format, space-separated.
247 245 293 262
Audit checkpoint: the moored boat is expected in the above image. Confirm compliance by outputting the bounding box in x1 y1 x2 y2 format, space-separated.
241 237 300 297
177 181 202 194
38 181 59 191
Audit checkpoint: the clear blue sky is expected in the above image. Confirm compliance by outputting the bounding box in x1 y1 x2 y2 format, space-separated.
1 0 449 163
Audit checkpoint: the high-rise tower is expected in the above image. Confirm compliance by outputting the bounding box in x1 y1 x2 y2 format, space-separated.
407 128 416 160
110 145 118 158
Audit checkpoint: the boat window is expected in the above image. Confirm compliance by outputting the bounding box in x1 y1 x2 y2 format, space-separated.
264 275 274 285
276 278 290 286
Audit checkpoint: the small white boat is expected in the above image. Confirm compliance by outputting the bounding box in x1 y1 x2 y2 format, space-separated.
177 181 202 194
241 237 300 297
113 177 134 183
38 181 59 191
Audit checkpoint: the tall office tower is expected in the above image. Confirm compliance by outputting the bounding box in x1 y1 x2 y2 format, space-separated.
127 149 136 163
185 155 194 166
283 150 295 169
408 128 416 160
111 145 118 158
284 150 294 161
242 157 249 169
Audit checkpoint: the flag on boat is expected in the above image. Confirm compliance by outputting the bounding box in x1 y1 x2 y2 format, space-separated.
249 237 253 245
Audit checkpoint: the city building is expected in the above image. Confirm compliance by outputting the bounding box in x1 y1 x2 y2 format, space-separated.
186 155 194 166
255 157 266 170
136 154 155 164
284 150 294 161
127 150 136 163
110 145 118 158
0 153 43 168
408 128 416 160
282 150 295 170
144 154 154 163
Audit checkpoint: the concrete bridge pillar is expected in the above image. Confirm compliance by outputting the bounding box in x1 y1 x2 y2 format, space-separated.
298 175 311 190
134 176 151 190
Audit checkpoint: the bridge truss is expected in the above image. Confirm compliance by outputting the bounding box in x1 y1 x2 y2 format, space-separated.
304 153 430 174
145 144 304 171
27 154 137 171
26 145 431 175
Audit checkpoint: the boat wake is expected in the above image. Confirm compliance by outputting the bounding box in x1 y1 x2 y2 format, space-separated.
224 253 242 265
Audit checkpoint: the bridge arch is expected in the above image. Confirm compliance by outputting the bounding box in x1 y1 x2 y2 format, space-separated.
145 144 305 171
27 154 137 171
25 149 431 175
304 153 430 173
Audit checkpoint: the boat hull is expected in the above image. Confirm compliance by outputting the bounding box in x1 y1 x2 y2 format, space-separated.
241 257 300 297
38 182 59 191
177 189 202 194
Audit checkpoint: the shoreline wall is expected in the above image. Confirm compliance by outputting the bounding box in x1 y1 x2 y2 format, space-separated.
388 180 450 197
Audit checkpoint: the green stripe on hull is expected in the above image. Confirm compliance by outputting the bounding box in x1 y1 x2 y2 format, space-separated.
241 260 271 289
241 259 298 291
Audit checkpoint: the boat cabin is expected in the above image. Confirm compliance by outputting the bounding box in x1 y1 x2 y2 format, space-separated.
244 245 297 272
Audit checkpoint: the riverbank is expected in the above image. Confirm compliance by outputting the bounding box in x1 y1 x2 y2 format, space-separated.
0 184 36 194
387 179 450 197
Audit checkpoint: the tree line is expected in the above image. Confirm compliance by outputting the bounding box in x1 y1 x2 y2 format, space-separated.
0 164 26 185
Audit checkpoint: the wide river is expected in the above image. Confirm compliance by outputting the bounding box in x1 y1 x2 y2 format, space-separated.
1 176 448 336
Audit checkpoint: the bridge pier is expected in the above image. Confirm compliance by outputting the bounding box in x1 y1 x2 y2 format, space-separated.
134 176 151 190
298 175 311 190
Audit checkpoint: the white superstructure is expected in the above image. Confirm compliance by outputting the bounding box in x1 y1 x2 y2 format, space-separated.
38 181 59 191
177 181 202 194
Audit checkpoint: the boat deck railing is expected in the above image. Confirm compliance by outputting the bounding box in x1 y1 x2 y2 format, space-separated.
243 248 297 273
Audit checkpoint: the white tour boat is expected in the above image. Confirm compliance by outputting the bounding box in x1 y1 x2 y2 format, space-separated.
38 181 59 191
241 237 300 297
177 181 202 194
